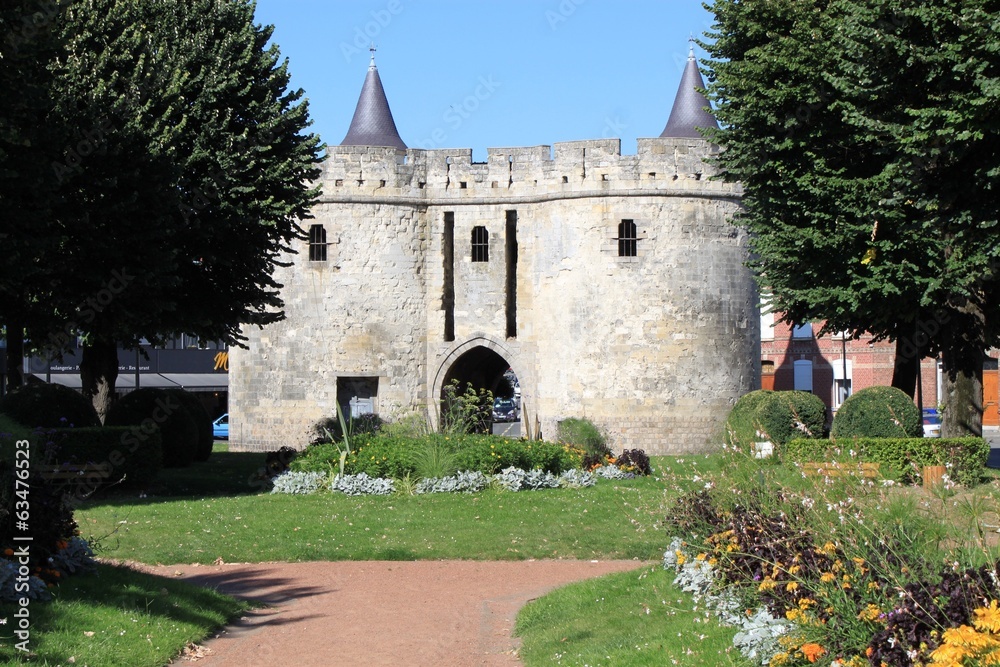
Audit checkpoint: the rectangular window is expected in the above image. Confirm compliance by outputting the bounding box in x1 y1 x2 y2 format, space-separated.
760 295 774 341
792 323 813 339
505 211 517 338
337 377 378 419
833 359 853 409
793 359 814 392
308 224 328 262
443 212 455 342
472 225 489 262
617 219 637 257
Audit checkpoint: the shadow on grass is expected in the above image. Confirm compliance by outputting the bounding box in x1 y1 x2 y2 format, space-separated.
0 563 250 666
79 450 270 509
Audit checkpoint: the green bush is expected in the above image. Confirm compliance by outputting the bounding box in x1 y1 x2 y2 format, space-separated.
45 426 162 491
556 418 609 459
0 382 100 428
105 388 198 468
291 433 586 479
783 436 989 486
723 390 774 449
831 385 922 439
724 390 825 451
165 389 213 462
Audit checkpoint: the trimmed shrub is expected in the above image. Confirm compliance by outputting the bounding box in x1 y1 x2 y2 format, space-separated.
105 388 198 468
165 389 213 462
726 390 825 451
783 436 989 486
831 385 922 439
724 390 774 449
44 426 162 491
0 383 100 428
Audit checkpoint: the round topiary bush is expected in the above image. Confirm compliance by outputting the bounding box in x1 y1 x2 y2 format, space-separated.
831 385 922 439
165 389 213 462
757 391 827 446
724 390 775 449
105 387 198 467
724 390 826 451
0 382 101 428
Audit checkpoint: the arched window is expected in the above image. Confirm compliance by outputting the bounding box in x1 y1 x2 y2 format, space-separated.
618 219 637 257
471 226 489 262
308 224 327 262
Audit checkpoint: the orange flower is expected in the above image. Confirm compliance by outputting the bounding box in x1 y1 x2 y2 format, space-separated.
800 643 825 663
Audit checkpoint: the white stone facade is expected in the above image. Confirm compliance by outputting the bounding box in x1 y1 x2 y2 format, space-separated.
229 136 758 454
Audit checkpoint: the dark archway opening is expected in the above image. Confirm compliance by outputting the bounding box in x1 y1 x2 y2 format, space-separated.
441 346 520 433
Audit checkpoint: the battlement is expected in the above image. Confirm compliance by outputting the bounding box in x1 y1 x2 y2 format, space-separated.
318 137 738 201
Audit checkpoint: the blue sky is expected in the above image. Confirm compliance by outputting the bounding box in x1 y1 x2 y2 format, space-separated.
251 1 718 159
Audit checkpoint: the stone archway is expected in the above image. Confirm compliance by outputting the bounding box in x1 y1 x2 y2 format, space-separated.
430 337 524 433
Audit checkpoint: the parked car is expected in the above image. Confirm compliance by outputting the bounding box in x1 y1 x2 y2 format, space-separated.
213 413 229 439
922 408 941 438
492 398 519 423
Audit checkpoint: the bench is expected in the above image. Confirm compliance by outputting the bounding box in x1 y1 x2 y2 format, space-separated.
801 462 881 478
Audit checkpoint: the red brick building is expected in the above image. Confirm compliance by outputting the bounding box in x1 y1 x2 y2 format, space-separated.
760 311 1000 427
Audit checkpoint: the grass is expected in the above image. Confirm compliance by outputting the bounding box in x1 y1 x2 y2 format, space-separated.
515 565 750 667
0 563 250 666
78 470 671 564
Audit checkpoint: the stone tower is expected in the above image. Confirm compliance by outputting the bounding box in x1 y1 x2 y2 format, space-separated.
229 48 758 455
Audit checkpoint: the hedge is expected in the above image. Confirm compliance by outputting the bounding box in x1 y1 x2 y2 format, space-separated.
44 426 163 491
105 388 198 467
783 436 989 486
0 382 100 428
165 389 213 462
831 385 922 439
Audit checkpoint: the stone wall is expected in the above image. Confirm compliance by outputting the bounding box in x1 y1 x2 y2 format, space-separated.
230 138 758 454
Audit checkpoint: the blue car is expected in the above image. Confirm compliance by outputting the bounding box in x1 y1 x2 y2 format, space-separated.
922 408 941 438
213 413 229 439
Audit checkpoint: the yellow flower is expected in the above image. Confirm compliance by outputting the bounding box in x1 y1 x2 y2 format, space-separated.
798 597 817 610
675 551 686 566
785 608 805 622
771 651 790 667
696 553 707 561
820 572 836 583
858 604 883 622
786 581 799 592
758 577 776 592
975 601 1000 634
789 565 801 575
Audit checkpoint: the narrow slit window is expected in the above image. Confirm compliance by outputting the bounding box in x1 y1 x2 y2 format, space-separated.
471 226 489 262
618 219 637 257
308 224 328 262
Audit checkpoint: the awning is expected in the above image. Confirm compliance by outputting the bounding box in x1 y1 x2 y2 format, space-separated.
32 374 228 392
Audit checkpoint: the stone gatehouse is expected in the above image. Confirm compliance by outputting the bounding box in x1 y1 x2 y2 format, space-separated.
229 47 758 455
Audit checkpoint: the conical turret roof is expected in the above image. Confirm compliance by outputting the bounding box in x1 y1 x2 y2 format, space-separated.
660 43 718 139
340 50 407 150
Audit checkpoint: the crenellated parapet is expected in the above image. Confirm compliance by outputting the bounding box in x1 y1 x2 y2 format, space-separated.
317 138 740 203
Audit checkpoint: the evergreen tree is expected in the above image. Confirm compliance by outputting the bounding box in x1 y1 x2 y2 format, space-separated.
2 0 323 417
704 0 1000 436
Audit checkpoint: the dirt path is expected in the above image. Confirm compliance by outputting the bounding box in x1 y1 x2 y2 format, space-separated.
149 560 649 667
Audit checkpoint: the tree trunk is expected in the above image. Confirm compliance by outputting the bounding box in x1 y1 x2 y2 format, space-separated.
891 337 919 399
80 339 119 423
4 319 24 393
941 347 984 438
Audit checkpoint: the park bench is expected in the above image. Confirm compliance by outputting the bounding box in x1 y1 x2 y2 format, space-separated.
801 461 881 479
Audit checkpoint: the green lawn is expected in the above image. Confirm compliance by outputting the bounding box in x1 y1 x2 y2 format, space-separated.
78 468 670 564
1 445 740 666
0 563 249 666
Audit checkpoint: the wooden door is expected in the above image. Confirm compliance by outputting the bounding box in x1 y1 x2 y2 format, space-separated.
984 367 999 427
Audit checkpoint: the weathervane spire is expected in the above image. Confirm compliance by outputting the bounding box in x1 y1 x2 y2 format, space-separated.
369 43 377 69
688 34 695 60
